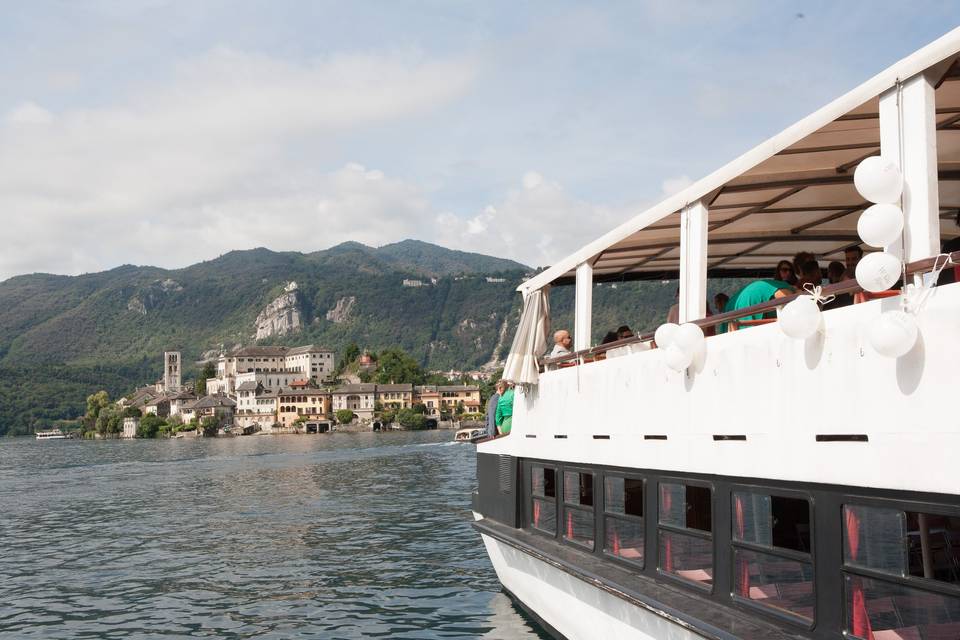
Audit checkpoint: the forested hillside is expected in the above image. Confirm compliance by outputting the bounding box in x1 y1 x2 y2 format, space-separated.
0 239 744 435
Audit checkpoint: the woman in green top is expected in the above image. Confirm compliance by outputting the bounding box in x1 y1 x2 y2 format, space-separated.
495 382 514 435
720 279 795 332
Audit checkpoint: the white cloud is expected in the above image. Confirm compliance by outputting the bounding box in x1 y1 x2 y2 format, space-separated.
0 48 476 280
5 102 54 126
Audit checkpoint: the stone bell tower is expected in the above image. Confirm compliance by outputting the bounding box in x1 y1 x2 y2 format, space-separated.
163 351 182 393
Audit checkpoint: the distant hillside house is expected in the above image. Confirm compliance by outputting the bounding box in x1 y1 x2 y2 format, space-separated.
402 279 425 287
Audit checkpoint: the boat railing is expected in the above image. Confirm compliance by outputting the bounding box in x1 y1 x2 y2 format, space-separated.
541 249 959 371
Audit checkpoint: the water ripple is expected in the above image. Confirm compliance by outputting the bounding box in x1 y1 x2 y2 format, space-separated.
0 432 549 639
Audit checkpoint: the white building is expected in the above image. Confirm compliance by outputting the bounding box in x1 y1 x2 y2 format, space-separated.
234 382 278 431
208 344 335 396
331 384 377 421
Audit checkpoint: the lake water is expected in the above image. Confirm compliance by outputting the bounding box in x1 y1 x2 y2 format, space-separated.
0 432 550 639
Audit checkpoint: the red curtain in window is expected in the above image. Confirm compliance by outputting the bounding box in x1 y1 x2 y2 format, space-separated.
533 500 541 527
612 523 621 555
661 485 673 572
734 495 750 597
845 508 874 640
566 511 574 540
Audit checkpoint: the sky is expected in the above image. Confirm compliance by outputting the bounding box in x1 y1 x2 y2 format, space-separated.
0 1 958 281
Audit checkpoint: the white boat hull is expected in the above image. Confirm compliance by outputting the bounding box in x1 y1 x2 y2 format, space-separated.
478 528 706 640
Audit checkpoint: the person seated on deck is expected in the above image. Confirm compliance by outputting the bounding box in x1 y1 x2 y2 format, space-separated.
722 278 796 331
600 331 619 345
797 259 824 290
549 329 573 358
822 261 854 311
494 381 514 436
844 245 864 276
714 292 729 315
793 251 815 279
775 260 797 286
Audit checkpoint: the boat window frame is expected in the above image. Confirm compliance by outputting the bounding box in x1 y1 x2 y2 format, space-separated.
602 471 646 569
657 477 716 593
561 465 597 551
728 484 817 629
526 461 559 539
841 497 960 597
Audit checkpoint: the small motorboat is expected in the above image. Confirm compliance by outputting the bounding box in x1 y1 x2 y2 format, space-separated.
454 427 487 443
35 428 69 440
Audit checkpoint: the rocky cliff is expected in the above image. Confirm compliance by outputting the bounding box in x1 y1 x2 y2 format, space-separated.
255 282 302 339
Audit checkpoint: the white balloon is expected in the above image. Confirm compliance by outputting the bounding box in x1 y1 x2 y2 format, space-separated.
857 203 904 248
855 252 901 293
868 310 918 358
654 323 680 348
662 344 693 371
673 323 705 355
778 296 821 339
854 156 903 204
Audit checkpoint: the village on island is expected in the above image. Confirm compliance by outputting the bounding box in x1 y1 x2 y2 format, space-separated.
72 345 487 440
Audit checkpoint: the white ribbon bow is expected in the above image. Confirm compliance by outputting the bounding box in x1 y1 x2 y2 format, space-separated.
802 282 835 305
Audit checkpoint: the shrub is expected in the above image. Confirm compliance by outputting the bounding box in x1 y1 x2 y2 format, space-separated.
336 409 355 424
137 414 166 438
396 408 427 430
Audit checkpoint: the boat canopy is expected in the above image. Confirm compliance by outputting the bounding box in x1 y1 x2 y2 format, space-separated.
519 28 960 294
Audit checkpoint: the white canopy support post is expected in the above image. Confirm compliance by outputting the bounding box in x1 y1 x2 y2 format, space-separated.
879 72 940 277
574 262 593 351
679 200 708 323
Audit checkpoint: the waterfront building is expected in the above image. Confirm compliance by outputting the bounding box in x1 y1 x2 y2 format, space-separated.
144 395 171 418
168 390 197 417
190 394 236 423
234 382 278 432
378 383 414 410
331 383 376 421
121 417 139 439
277 388 331 432
412 385 482 416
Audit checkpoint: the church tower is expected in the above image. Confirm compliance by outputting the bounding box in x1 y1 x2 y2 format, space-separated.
163 351 181 392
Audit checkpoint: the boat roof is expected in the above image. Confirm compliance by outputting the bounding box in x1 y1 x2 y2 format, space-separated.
519 27 960 293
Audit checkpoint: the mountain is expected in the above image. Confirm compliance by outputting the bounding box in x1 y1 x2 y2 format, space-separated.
0 239 738 436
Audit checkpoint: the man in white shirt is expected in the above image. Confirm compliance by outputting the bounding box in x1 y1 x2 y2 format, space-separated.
549 329 573 357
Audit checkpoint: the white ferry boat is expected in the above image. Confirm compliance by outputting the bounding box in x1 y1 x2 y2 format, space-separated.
473 28 960 640
35 428 69 440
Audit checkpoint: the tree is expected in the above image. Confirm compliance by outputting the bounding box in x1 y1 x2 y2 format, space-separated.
335 409 355 424
396 407 427 430
137 414 165 438
122 406 142 418
83 390 110 431
200 416 220 437
96 406 123 436
374 348 425 384
195 361 217 395
338 343 360 373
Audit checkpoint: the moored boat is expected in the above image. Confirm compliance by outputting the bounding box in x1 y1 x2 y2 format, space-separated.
35 428 69 440
473 28 960 640
455 427 487 443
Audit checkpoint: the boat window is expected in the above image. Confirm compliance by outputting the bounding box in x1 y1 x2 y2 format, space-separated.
529 466 557 536
563 470 595 550
731 491 814 624
604 475 644 567
843 504 960 639
658 482 713 589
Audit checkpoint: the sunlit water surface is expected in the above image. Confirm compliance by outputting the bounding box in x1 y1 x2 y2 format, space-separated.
0 432 550 639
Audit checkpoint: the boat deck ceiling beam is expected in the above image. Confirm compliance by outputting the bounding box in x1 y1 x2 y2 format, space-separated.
517 39 960 294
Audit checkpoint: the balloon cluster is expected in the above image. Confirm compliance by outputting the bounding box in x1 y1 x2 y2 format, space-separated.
852 156 918 358
655 323 705 372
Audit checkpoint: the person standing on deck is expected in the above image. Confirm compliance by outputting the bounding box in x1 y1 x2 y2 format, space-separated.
549 330 573 357
722 279 795 331
495 382 514 435
485 383 501 438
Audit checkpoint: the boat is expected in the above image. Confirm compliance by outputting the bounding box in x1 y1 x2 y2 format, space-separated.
472 28 960 640
455 427 488 443
35 428 69 440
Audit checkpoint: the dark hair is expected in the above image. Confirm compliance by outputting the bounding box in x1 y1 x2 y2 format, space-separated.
845 245 864 257
616 325 632 334
827 261 846 281
800 260 822 281
600 331 619 345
